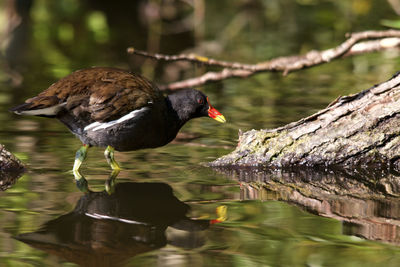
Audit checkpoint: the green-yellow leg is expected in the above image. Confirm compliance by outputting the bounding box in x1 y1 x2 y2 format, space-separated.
73 144 89 172
104 145 121 170
72 145 88 191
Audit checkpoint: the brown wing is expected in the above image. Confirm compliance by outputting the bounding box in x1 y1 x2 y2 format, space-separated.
21 67 163 122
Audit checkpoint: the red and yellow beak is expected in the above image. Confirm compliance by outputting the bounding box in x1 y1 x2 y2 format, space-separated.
207 97 226 123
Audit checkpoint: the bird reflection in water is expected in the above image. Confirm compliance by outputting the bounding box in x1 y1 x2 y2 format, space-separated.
16 171 227 267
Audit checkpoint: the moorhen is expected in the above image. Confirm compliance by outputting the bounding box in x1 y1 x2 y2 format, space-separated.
10 67 226 171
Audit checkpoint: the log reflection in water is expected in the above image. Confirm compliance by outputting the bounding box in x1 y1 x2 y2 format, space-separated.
214 166 400 245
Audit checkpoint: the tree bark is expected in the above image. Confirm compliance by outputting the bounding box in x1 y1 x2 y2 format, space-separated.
210 71 400 169
0 144 25 191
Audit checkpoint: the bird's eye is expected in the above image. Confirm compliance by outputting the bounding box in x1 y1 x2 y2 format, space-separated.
197 98 204 104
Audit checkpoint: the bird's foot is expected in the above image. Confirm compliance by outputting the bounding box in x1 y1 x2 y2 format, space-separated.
104 146 121 170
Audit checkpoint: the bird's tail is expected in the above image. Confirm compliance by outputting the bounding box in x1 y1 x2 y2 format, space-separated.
10 96 64 117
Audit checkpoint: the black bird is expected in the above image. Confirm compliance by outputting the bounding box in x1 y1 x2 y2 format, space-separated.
10 67 226 171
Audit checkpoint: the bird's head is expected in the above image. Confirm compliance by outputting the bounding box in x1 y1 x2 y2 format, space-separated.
168 89 226 124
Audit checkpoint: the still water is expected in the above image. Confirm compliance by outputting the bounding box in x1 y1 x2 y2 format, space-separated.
2 1 400 266
2 66 400 266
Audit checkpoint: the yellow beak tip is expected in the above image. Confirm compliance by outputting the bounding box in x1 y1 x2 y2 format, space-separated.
214 115 226 123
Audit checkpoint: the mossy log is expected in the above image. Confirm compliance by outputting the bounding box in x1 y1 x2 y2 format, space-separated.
211 72 400 169
0 144 25 191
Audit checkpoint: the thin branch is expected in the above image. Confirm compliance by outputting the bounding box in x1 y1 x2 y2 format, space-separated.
160 69 254 90
343 37 400 56
127 30 400 90
127 47 256 70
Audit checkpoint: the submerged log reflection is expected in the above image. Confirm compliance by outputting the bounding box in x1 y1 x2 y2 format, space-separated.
214 166 400 245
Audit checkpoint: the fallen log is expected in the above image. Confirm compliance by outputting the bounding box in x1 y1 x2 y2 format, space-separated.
0 144 25 191
210 71 400 169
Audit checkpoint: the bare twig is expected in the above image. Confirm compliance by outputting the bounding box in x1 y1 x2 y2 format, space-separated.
127 47 256 70
343 37 400 56
160 69 254 90
127 30 400 90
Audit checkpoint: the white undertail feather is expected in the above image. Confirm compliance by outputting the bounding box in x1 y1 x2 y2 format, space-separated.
14 103 66 116
84 106 150 132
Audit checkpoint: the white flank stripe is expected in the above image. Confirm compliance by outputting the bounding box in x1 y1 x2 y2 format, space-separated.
85 212 145 225
84 106 150 132
17 103 66 116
